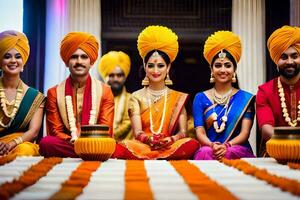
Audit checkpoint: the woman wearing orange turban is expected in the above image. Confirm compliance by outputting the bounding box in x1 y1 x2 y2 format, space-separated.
0 30 45 161
256 26 300 156
113 25 199 160
193 31 255 160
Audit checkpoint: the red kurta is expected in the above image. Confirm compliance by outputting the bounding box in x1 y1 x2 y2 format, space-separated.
256 77 300 128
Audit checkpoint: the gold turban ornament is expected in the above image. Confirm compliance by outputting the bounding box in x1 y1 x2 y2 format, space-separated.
137 25 179 63
203 31 242 65
0 30 30 65
267 25 300 64
98 51 131 78
60 32 99 66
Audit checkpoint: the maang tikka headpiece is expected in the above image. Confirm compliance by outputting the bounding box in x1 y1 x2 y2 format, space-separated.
218 50 226 61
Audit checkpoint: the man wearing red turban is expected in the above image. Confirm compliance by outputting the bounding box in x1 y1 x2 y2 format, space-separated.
39 32 114 158
256 26 300 156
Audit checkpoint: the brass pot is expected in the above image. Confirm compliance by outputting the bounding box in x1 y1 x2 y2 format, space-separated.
74 125 116 161
266 127 300 163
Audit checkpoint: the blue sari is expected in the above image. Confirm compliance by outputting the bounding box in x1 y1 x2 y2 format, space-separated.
193 89 255 149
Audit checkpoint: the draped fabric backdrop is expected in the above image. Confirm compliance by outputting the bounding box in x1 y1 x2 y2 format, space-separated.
232 0 266 155
44 0 101 94
290 0 300 26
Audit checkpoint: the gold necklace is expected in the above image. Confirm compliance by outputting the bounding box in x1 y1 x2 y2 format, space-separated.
147 88 168 135
0 79 23 127
212 87 233 105
277 78 300 127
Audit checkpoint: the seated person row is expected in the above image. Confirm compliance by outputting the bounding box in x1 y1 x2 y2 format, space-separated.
1 25 298 160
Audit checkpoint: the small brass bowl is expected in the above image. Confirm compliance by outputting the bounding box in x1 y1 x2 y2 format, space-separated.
266 127 300 163
74 125 116 161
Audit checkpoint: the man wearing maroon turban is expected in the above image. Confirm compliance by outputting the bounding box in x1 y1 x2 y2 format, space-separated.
39 32 114 158
256 26 300 156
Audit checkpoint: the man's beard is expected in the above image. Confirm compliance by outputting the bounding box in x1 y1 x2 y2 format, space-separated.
278 63 300 79
110 82 124 96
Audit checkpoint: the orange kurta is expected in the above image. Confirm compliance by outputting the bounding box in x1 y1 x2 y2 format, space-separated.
46 79 114 140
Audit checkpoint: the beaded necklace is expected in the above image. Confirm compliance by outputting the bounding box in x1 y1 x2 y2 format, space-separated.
147 87 168 135
211 87 233 133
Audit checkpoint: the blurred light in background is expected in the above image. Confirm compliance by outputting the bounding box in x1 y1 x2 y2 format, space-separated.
0 0 23 32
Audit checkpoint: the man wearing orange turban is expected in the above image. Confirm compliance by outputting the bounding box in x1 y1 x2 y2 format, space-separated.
256 25 300 156
39 32 114 158
98 51 132 141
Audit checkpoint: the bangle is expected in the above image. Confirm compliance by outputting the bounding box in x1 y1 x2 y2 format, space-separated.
13 137 23 145
170 136 175 143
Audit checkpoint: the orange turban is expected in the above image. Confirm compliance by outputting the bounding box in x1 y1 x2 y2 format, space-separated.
0 30 30 65
98 51 131 78
203 31 241 65
60 32 99 66
137 25 179 62
267 25 300 64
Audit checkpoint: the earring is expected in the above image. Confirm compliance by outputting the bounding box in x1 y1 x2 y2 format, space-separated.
232 72 236 83
142 76 149 86
21 68 24 72
165 74 173 85
210 73 215 83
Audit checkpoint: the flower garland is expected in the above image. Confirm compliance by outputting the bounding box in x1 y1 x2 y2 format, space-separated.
50 161 100 199
277 78 300 127
66 77 97 142
170 160 238 200
211 88 232 133
222 159 300 196
0 80 23 128
147 87 168 135
0 157 62 200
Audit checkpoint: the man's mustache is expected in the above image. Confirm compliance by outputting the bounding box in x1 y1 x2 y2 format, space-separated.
74 64 86 68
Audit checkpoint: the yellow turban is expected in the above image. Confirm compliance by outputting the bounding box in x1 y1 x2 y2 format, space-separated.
267 25 300 64
98 51 131 78
0 30 30 65
60 32 99 66
203 31 241 65
137 25 179 62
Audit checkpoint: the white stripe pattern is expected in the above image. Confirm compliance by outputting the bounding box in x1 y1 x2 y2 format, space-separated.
1 157 299 200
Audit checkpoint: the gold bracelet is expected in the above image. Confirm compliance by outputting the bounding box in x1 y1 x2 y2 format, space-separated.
13 137 23 145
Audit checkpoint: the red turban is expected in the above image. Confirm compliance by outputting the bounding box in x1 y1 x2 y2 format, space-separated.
60 32 99 66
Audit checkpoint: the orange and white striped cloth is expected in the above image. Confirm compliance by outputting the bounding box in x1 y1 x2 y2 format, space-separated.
0 157 299 200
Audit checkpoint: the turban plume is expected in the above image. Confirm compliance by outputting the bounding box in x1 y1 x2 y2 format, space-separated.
98 51 131 78
137 25 179 62
0 30 30 65
203 31 241 65
60 32 99 66
267 25 300 64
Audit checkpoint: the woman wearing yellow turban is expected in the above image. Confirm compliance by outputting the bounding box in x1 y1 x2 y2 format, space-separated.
193 31 255 160
0 30 45 162
113 25 199 160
